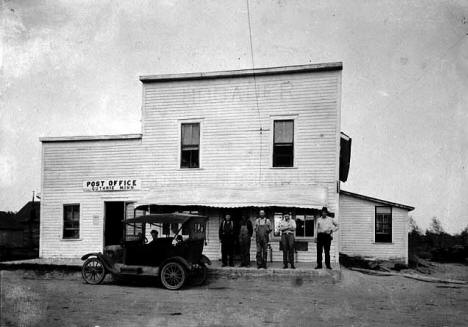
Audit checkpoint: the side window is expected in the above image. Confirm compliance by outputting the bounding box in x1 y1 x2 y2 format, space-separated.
181 123 200 168
63 204 80 239
273 120 294 167
375 206 392 242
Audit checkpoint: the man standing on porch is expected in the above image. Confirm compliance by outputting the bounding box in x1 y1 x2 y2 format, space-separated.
315 207 339 269
279 214 296 269
219 214 235 267
254 210 272 269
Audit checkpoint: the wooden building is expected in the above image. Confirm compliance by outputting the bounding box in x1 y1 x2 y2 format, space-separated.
39 63 413 264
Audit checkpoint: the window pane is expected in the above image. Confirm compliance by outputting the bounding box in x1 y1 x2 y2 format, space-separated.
295 215 305 237
274 120 294 143
182 123 200 146
162 223 170 235
181 149 199 168
375 207 392 242
273 213 282 236
376 207 391 214
64 205 80 239
305 216 315 237
273 145 293 167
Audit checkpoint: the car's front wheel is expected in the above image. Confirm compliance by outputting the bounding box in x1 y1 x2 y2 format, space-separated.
81 257 106 285
160 261 186 290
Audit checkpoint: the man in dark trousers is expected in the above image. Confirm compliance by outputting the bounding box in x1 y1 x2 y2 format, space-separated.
316 207 339 269
254 210 272 269
278 214 296 269
238 216 253 267
219 214 235 267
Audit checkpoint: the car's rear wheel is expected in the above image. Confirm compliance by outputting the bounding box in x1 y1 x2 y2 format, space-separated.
160 262 186 290
82 257 106 285
190 264 208 286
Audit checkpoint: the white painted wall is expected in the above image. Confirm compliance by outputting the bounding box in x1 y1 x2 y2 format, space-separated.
40 68 342 262
339 194 409 263
40 139 144 258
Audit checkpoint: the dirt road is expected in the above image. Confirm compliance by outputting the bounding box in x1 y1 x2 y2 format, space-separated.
1 267 467 327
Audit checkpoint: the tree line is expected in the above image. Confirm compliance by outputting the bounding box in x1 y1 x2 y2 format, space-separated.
409 217 468 263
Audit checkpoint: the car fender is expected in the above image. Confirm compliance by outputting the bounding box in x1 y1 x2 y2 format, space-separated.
200 255 211 266
81 252 118 274
160 256 192 271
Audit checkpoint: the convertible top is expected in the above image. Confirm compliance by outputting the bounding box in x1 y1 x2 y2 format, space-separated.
125 212 207 225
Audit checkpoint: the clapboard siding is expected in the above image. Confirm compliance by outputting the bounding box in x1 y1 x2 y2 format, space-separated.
40 139 145 258
339 194 409 263
202 209 335 264
140 70 340 212
40 67 342 262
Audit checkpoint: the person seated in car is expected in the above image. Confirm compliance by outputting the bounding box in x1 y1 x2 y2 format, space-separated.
148 230 158 245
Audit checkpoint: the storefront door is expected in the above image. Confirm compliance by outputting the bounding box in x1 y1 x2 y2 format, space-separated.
104 202 125 246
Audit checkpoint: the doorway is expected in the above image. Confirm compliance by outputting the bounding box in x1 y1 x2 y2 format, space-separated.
104 202 125 246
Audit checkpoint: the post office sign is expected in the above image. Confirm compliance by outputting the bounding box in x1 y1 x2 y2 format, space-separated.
83 179 141 192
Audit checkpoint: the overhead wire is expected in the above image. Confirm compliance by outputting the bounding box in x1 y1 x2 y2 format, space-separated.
246 0 264 184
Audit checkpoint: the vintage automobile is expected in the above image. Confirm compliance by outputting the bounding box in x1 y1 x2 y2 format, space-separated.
80 212 211 290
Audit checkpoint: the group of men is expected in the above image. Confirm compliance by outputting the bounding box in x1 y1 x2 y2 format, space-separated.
219 207 338 269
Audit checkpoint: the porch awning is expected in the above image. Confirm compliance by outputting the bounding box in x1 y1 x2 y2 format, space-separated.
136 185 328 210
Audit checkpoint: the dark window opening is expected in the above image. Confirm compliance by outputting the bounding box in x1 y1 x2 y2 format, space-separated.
273 120 294 167
375 206 392 243
63 204 80 239
181 123 200 168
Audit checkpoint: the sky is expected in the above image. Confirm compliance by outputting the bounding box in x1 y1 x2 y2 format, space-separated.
1 0 467 233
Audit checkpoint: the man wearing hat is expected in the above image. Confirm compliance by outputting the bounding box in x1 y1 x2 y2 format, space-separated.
315 207 338 269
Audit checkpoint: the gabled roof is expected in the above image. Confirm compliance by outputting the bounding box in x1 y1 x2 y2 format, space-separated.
15 201 40 223
340 190 415 211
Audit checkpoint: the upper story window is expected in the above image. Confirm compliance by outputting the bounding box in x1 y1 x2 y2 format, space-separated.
63 204 80 239
375 206 392 243
273 120 294 167
181 123 200 168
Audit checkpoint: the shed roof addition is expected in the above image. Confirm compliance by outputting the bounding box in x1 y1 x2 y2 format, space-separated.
340 190 415 211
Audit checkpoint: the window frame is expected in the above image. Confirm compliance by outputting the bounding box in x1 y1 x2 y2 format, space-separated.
272 211 316 240
178 119 203 169
270 115 297 168
375 206 392 243
63 204 80 240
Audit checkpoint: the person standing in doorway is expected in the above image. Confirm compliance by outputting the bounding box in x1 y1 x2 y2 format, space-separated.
279 214 296 269
219 214 235 267
238 216 253 267
316 207 339 269
254 210 272 269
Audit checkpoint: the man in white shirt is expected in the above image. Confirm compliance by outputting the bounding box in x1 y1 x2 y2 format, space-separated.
278 214 296 269
316 207 338 269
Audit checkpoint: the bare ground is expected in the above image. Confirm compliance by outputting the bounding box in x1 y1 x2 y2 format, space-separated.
1 264 467 327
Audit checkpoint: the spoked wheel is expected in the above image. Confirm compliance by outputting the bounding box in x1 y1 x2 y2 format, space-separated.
160 262 186 290
82 257 106 285
190 264 208 286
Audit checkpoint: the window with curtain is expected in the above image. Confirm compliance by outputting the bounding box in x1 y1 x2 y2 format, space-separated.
181 123 200 168
375 206 392 242
63 204 80 239
273 120 294 167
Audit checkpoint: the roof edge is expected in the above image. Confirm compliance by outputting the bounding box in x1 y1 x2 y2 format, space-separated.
140 62 343 83
340 190 415 211
40 133 143 143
